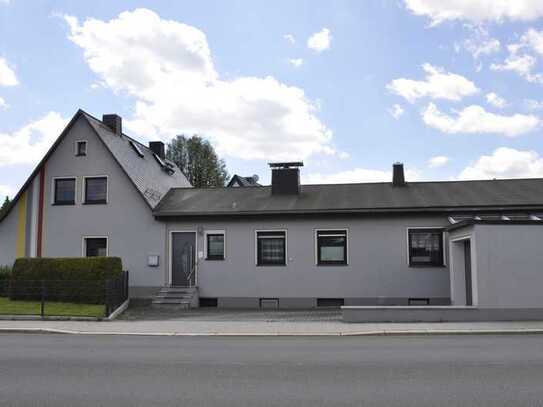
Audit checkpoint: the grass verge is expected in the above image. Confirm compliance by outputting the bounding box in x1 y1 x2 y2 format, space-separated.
0 297 105 318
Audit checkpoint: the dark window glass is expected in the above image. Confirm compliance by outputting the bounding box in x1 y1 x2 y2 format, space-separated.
85 177 107 204
317 230 347 265
408 229 444 267
85 238 107 257
206 234 225 260
257 231 286 266
76 141 87 156
54 178 75 205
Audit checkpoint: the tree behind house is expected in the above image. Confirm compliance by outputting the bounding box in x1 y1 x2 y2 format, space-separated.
0 196 10 218
166 135 229 188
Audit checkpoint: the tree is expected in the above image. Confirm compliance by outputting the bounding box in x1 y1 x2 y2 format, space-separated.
166 135 229 188
0 196 10 218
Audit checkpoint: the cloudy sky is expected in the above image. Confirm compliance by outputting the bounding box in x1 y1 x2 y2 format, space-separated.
2 0 543 200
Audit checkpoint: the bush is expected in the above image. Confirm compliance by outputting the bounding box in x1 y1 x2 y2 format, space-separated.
9 257 122 303
0 265 11 296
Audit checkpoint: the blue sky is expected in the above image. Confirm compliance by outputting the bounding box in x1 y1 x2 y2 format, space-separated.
2 0 543 200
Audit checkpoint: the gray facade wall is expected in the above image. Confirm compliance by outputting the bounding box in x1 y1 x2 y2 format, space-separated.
0 197 20 267
473 224 543 308
165 215 451 306
39 117 166 289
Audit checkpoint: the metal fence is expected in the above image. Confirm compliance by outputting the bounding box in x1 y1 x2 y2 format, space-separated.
0 271 129 318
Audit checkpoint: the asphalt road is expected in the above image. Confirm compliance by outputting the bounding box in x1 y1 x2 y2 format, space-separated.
1 334 543 406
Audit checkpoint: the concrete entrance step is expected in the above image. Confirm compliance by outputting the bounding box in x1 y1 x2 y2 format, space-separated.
152 286 199 309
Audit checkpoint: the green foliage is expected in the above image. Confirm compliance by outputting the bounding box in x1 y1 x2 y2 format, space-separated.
0 196 10 218
166 135 229 187
0 265 11 281
9 257 123 304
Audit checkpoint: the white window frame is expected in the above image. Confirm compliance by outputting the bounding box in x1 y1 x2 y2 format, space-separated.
406 227 447 267
314 228 349 266
255 229 288 266
82 175 109 204
204 230 226 260
51 176 77 205
75 140 88 156
82 236 109 257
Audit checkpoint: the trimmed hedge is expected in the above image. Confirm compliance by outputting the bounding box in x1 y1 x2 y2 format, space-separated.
0 265 11 296
9 257 123 304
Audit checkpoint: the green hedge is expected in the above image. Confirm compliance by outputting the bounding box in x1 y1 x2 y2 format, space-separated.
9 257 123 303
0 265 11 296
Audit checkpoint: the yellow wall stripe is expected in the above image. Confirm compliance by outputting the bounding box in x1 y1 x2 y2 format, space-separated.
16 191 27 258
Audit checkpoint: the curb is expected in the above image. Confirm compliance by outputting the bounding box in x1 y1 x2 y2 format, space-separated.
1 328 543 337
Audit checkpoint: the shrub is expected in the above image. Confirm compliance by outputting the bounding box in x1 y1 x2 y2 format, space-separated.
0 265 11 296
9 257 122 303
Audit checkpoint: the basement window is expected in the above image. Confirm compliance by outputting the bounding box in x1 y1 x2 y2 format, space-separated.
408 228 444 267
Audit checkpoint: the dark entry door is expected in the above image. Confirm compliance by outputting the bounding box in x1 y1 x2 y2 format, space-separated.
464 240 473 306
172 232 196 287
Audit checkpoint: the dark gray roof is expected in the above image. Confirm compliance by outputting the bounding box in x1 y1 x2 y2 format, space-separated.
154 178 543 217
83 113 190 208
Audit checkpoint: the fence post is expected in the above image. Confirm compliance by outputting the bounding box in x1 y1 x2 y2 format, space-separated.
40 280 45 318
104 279 110 317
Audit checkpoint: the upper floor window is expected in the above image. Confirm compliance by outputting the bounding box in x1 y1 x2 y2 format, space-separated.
316 230 348 265
408 228 444 267
84 176 108 204
75 141 87 157
53 177 76 205
256 230 286 266
206 232 225 260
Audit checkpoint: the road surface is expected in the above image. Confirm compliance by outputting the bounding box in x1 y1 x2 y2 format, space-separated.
1 334 542 406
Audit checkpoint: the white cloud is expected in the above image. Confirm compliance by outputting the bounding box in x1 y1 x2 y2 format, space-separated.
0 112 67 166
485 92 507 108
0 96 7 110
0 58 18 87
284 34 295 44
288 58 303 68
464 37 500 59
491 29 543 83
422 103 540 137
387 63 479 103
388 104 404 119
65 9 336 161
459 147 543 180
403 0 543 25
526 99 543 110
304 167 420 184
428 155 449 168
307 28 331 52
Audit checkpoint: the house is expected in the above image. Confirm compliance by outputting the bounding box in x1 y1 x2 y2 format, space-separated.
227 174 261 187
1 110 543 317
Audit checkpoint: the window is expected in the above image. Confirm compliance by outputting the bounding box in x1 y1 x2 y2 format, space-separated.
84 237 108 257
408 228 444 267
256 231 286 266
75 141 87 156
53 178 75 205
206 232 225 260
129 140 145 158
84 177 107 204
316 230 348 265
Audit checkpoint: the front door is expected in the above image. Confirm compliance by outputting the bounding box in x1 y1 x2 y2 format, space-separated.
171 232 196 287
464 240 473 306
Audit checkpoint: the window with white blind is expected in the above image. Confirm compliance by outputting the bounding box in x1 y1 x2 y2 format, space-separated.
316 230 348 265
408 228 444 267
256 231 286 266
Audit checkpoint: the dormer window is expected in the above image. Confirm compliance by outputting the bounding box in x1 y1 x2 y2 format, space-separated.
76 141 87 157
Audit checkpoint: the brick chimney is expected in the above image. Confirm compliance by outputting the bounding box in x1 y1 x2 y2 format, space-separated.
102 114 122 136
392 162 406 187
269 162 303 195
149 141 165 159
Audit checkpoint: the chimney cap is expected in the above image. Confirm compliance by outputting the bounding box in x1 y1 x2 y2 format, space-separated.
268 161 304 169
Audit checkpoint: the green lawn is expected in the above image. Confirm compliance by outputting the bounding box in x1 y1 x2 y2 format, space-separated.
0 297 105 318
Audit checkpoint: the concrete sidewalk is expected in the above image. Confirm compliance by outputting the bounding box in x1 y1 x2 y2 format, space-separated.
2 318 543 336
